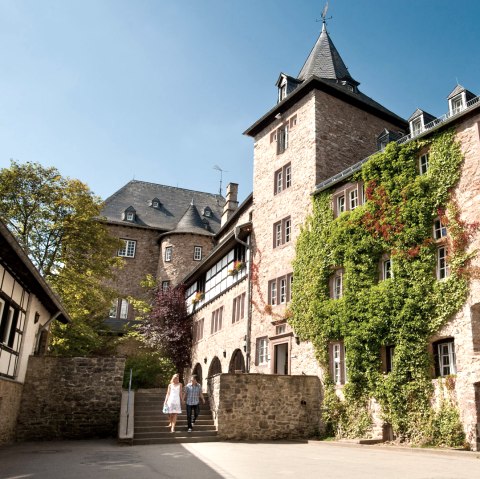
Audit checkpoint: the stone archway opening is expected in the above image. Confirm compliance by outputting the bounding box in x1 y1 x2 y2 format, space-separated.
208 356 222 377
192 363 203 388
228 349 246 373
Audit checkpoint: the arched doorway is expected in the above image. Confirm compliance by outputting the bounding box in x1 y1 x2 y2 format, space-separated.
208 356 222 377
228 349 246 373
192 363 203 388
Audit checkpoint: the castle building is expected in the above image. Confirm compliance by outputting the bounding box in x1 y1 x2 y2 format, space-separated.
100 180 224 331
184 20 480 449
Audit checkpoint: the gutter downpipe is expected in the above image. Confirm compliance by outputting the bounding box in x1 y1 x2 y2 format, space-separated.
234 227 252 373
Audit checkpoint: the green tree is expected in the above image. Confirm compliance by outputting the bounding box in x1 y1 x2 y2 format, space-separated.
0 160 123 355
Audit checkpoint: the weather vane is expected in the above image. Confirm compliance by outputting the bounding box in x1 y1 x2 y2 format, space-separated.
316 1 332 25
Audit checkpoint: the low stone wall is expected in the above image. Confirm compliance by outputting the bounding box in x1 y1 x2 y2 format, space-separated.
16 356 125 441
208 373 323 440
0 379 23 444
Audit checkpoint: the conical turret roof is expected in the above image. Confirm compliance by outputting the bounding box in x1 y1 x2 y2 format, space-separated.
172 201 213 236
298 22 358 86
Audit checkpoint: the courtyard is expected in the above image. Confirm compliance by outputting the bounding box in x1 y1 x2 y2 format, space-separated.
1 439 480 479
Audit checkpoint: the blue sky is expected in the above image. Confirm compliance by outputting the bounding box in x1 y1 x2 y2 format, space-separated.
1 0 479 203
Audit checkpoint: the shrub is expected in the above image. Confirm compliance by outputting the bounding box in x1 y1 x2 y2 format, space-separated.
123 350 176 389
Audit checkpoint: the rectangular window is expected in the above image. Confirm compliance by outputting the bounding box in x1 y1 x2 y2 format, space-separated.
0 304 15 346
419 153 429 175
451 96 463 115
109 300 118 318
277 125 289 154
194 246 202 261
337 195 345 214
211 306 223 334
162 281 170 292
279 278 287 304
273 217 292 248
349 189 358 210
232 293 246 323
276 324 286 335
118 239 136 258
382 259 392 280
331 342 347 385
385 345 395 373
433 218 447 240
412 118 422 136
193 318 204 342
269 281 277 306
119 299 129 320
274 163 292 194
437 246 449 280
165 246 172 262
257 337 269 365
333 275 342 299
268 273 293 305
435 339 456 376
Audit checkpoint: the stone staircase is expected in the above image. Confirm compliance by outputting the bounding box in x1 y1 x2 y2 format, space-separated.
133 389 219 445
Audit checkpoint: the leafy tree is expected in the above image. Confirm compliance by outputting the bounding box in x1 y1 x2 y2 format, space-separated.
0 160 123 355
138 284 192 376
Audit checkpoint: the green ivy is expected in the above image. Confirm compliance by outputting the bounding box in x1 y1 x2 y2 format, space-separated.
291 130 468 446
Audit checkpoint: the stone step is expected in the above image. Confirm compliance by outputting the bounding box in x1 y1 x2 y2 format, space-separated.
135 418 214 426
134 413 212 420
135 424 215 433
133 435 219 445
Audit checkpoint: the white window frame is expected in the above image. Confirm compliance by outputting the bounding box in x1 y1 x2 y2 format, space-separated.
162 281 170 292
285 164 292 188
349 189 358 210
165 246 172 262
0 305 15 345
451 95 464 115
333 274 342 299
194 246 202 261
333 343 342 385
437 340 456 376
411 118 422 136
270 281 277 306
257 337 269 365
419 153 429 175
437 246 449 280
382 259 392 280
126 212 135 221
109 300 118 318
433 218 447 240
119 299 129 320
337 195 345 214
118 239 136 258
280 278 287 304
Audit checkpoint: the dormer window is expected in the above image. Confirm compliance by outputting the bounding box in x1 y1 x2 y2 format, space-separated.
275 73 301 104
450 95 464 115
123 206 136 222
203 207 212 218
411 118 422 136
151 198 161 209
408 109 436 137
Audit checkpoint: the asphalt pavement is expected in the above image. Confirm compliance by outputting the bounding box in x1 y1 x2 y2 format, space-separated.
1 439 480 479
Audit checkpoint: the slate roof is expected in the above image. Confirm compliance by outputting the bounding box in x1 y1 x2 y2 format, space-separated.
298 22 359 86
447 84 476 101
408 108 436 124
167 201 215 236
101 180 224 233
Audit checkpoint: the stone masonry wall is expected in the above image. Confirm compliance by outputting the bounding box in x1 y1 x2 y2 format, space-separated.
208 373 323 440
0 379 23 444
15 356 125 441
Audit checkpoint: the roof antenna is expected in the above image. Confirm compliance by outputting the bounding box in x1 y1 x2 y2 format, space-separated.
213 164 228 196
316 1 332 26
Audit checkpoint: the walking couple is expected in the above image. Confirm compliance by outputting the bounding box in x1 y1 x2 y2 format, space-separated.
163 373 205 433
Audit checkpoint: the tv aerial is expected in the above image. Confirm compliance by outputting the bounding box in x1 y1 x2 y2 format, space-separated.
213 165 228 196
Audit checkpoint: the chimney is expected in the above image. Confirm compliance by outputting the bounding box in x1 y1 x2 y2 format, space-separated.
221 183 239 227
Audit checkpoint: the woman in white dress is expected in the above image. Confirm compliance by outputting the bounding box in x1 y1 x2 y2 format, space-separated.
164 373 183 432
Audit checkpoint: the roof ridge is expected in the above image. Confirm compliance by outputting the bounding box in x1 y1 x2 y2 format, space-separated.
127 179 224 199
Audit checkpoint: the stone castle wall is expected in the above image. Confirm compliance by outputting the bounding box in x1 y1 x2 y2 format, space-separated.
15 356 125 441
208 373 323 440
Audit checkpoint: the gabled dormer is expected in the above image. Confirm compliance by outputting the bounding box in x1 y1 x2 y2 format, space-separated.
408 109 436 137
150 197 161 209
376 129 403 151
123 206 136 222
447 84 476 116
276 73 302 103
203 206 213 218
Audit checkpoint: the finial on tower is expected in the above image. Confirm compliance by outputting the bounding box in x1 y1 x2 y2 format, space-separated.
317 1 332 29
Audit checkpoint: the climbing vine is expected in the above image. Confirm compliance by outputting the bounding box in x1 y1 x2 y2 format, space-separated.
290 130 475 446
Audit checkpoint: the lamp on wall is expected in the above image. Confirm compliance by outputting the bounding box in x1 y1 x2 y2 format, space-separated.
204 357 207 364
295 336 301 345
223 350 226 358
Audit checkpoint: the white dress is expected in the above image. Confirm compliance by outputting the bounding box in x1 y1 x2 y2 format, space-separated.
166 383 182 413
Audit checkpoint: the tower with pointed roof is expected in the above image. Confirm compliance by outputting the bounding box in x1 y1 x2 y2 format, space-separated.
244 18 407 377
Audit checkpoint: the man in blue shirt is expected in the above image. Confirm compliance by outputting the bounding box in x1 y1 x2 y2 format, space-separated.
183 374 205 432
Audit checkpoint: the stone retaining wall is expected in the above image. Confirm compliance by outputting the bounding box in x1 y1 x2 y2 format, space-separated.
15 356 125 441
0 379 23 444
208 373 323 440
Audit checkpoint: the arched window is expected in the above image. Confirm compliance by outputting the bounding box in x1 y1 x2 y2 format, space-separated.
228 349 246 373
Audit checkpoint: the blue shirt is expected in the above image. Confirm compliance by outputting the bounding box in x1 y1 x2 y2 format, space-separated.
185 382 202 405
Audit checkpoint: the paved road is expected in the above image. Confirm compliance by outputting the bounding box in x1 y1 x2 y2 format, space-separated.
1 439 480 479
